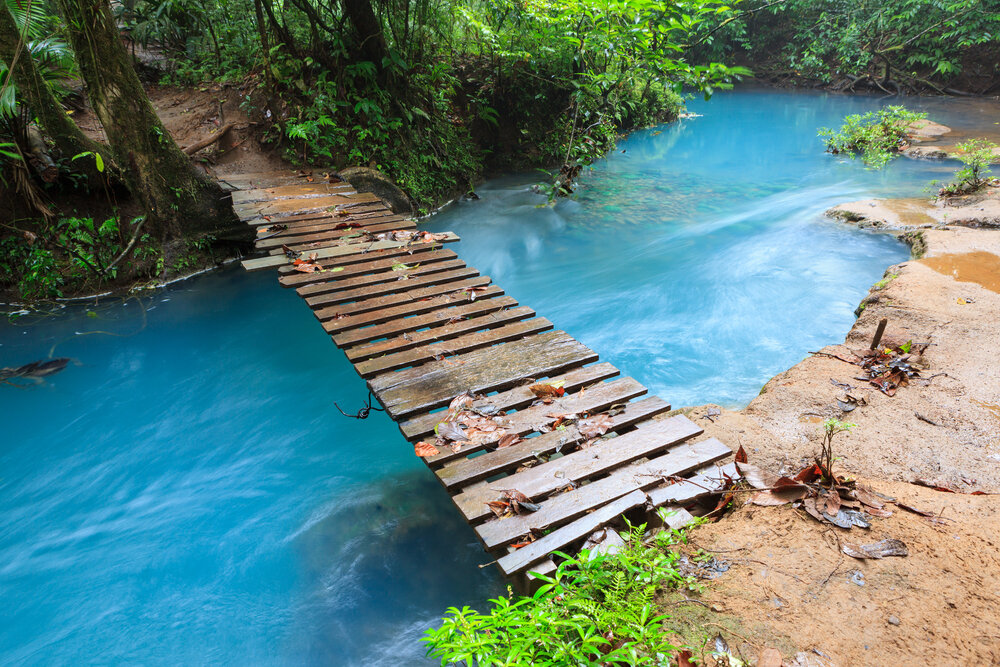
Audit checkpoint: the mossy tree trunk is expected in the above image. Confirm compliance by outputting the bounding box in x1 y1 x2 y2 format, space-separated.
0 3 109 178
55 0 234 239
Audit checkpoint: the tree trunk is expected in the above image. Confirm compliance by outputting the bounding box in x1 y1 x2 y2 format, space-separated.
56 0 234 239
0 3 109 178
340 0 389 76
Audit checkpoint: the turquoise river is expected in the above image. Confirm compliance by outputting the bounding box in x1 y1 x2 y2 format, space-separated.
0 88 982 664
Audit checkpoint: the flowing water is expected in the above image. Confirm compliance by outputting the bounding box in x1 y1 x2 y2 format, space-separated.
0 88 987 665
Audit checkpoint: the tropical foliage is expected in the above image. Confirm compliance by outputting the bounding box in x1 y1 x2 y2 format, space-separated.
689 0 1000 93
818 105 927 168
112 0 748 206
423 522 697 666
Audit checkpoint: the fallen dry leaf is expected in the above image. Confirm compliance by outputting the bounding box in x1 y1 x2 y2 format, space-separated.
578 413 614 438
842 538 908 559
414 441 439 457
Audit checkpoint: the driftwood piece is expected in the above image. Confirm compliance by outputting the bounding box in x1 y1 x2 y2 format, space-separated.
183 122 237 155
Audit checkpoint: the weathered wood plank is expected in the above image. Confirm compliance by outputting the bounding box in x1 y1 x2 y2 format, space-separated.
256 205 393 227
298 256 466 299
325 285 505 334
241 232 459 271
231 182 355 203
356 316 552 378
256 220 416 250
302 267 479 308
235 192 380 220
647 461 738 507
369 330 599 420
298 259 470 301
423 376 649 467
435 396 670 490
255 206 394 233
497 490 647 576
277 244 443 282
475 437 731 549
348 305 535 364
331 294 516 345
219 171 321 189
399 362 620 441
314 276 492 320
453 415 703 523
260 206 394 234
282 249 458 291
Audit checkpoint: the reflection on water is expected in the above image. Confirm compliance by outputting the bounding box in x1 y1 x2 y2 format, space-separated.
1 87 993 664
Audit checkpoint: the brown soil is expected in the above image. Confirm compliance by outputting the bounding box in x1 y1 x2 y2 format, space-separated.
668 201 1000 664
74 82 292 179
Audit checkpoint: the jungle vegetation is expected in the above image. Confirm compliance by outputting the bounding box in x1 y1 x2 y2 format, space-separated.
1 0 998 302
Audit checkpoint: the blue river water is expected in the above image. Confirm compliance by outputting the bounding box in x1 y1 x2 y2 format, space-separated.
0 88 977 664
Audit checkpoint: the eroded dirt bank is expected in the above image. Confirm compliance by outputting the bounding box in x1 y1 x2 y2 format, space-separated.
670 206 1000 665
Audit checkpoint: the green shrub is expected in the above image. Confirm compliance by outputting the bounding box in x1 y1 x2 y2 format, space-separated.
938 138 997 196
818 106 928 168
423 522 696 666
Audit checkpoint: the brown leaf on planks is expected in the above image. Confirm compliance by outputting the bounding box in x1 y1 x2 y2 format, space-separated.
529 380 566 399
578 413 614 438
414 441 439 457
498 433 522 448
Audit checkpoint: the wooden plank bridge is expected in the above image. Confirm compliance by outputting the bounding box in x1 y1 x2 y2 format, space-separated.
233 171 736 579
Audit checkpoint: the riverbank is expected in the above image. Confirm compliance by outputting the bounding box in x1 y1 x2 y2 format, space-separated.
667 191 1000 663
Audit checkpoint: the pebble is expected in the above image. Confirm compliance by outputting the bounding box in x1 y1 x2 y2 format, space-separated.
888 615 901 626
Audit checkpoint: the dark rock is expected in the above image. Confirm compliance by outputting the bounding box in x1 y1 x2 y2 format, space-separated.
338 166 414 215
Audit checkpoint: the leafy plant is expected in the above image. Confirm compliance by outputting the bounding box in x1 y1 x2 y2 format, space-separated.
818 106 928 168
819 419 855 486
424 521 695 665
938 138 997 196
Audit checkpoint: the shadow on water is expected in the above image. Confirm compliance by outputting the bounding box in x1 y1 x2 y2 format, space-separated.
288 471 501 665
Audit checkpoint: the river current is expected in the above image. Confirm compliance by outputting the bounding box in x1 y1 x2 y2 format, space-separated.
0 88 977 664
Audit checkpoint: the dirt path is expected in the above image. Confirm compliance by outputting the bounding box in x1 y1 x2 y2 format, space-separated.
74 82 291 179
671 191 1000 665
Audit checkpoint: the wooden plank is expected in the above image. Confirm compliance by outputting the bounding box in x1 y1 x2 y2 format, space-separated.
255 207 395 235
231 183 355 203
369 330 599 420
255 204 392 227
325 286 505 334
298 259 470 301
399 361 620 441
278 244 445 282
355 316 552 378
257 215 406 243
302 267 479 308
647 461 738 507
348 305 536 364
219 172 321 189
241 232 460 271
423 376 649 467
235 192 380 220
256 220 416 250
282 249 458 291
299 256 467 299
497 490 647 576
475 437 731 549
331 294 516 344
435 396 671 490
452 415 703 524
314 276 491 320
